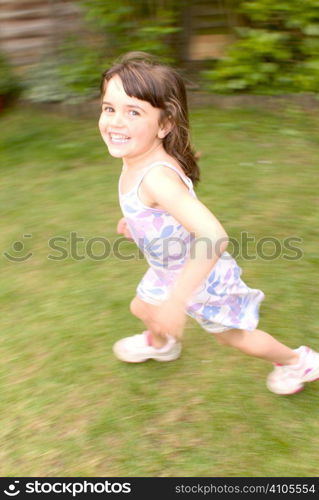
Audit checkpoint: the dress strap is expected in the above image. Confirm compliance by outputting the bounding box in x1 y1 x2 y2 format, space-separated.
136 161 193 192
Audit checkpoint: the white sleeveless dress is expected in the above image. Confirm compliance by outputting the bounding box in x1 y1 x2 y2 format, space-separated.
119 161 264 333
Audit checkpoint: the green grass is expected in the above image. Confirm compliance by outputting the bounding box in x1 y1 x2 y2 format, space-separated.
1 102 318 477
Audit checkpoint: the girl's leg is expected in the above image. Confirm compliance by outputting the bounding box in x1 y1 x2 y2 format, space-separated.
214 328 299 365
215 328 319 395
130 296 173 348
112 295 182 363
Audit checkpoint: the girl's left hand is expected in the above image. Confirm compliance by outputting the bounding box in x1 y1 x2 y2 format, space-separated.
147 298 186 340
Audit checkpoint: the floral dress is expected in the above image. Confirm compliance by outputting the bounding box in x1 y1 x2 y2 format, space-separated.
119 161 264 333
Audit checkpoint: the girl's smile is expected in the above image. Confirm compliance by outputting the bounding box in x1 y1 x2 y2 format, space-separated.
109 133 130 144
99 75 168 166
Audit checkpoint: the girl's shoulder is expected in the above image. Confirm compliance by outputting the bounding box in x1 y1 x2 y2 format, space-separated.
144 157 188 182
138 158 194 210
142 158 193 195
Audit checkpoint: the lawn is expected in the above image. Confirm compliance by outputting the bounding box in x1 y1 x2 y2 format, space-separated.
1 101 318 477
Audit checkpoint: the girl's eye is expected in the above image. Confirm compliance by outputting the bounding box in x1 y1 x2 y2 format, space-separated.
128 109 139 116
103 106 114 113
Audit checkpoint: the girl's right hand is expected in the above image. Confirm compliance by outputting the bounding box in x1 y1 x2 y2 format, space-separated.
117 217 132 239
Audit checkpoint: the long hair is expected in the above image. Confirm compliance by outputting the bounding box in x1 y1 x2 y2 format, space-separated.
100 52 200 185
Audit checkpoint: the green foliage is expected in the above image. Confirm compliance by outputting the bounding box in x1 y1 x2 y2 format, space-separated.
24 1 181 103
81 0 180 61
23 59 70 103
241 0 319 28
203 29 294 93
23 37 107 103
57 39 104 99
203 0 319 94
0 52 22 105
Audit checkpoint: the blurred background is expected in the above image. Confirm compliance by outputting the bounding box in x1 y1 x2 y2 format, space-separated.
1 0 319 110
1 0 319 478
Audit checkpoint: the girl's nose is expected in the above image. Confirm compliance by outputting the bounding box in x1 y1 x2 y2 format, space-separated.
111 112 125 127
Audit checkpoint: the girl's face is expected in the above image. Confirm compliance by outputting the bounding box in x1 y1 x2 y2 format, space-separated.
99 75 168 166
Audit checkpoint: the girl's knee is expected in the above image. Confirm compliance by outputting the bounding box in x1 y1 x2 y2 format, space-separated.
214 332 232 346
214 329 245 347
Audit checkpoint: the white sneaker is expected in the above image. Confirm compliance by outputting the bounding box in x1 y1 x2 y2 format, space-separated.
267 346 319 395
113 330 182 363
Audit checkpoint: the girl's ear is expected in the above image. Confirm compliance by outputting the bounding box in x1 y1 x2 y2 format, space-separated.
158 118 173 139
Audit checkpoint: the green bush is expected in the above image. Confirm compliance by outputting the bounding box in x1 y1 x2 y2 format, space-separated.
81 0 180 62
203 29 294 94
0 52 22 107
202 0 319 94
23 37 105 103
24 1 181 103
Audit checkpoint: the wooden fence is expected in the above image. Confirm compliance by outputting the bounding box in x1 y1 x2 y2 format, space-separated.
0 0 83 68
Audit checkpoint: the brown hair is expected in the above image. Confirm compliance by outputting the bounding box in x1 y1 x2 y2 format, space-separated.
100 52 200 185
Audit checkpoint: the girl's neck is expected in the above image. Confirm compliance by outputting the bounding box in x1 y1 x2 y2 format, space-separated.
122 142 169 171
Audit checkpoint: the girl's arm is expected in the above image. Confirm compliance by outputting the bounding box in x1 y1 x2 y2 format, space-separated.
141 166 229 337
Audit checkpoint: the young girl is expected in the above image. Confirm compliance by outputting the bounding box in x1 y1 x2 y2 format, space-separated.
98 52 319 395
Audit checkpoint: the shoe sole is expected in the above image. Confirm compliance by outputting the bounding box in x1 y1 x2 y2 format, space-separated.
113 345 182 363
267 351 319 395
269 376 319 396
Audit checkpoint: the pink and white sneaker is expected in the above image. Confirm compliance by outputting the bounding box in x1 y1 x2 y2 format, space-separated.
267 346 319 395
113 330 182 363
